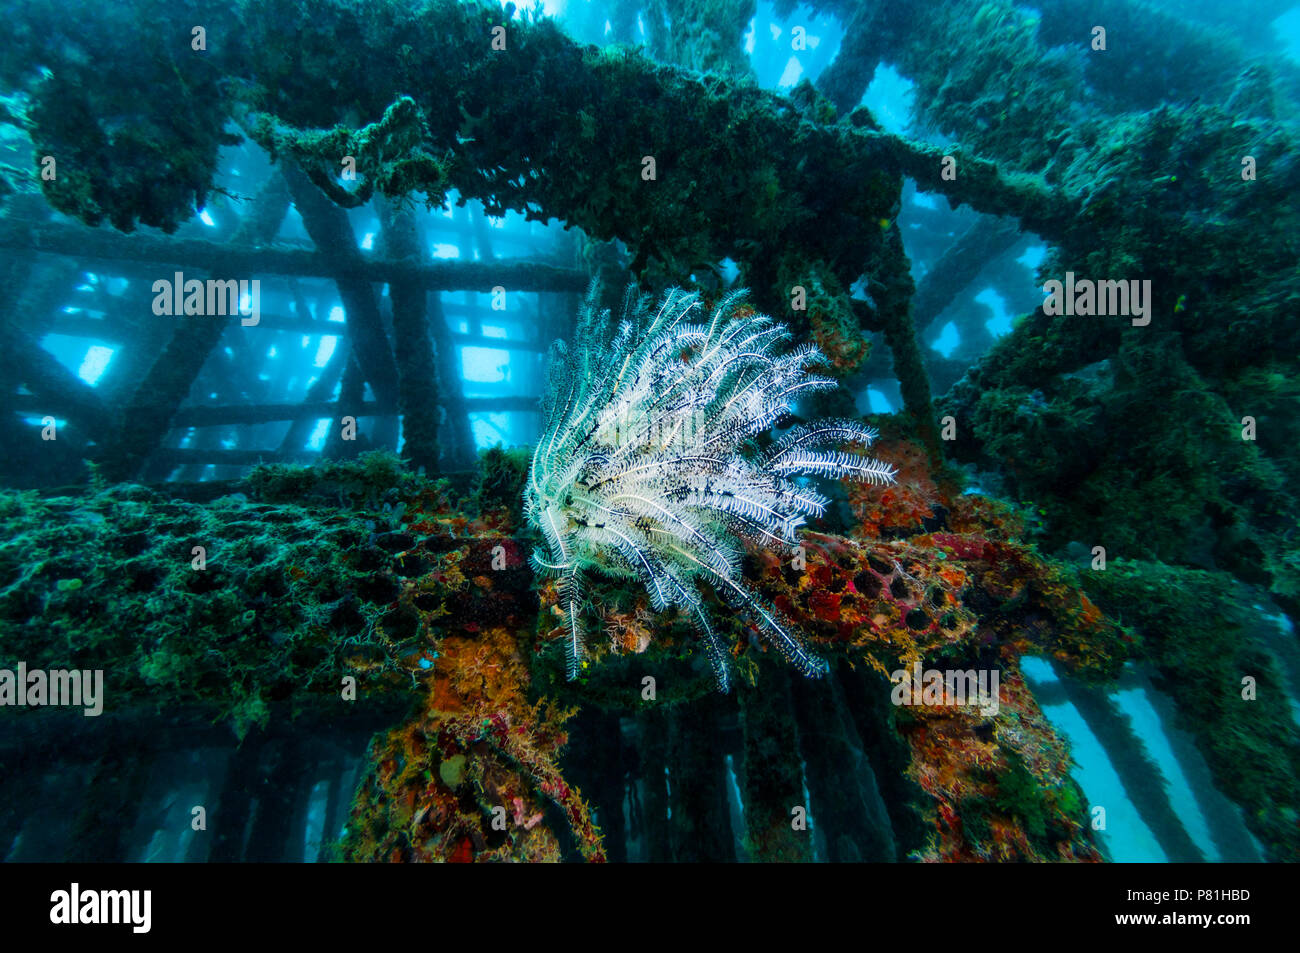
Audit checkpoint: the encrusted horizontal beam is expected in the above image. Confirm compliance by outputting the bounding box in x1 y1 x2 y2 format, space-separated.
0 219 588 292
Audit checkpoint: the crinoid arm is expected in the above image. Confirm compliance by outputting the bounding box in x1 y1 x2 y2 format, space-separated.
525 284 898 688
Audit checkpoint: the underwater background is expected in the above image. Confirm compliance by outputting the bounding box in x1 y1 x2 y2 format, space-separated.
0 0 1298 864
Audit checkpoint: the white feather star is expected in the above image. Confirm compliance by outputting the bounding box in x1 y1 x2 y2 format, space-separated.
525 285 898 690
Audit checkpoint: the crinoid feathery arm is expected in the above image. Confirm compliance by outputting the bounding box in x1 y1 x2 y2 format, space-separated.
524 285 898 690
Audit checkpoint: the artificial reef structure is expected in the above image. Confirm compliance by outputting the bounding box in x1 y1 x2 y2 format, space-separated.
0 0 1297 862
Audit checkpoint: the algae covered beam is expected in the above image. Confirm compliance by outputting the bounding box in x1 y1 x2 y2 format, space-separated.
282 163 401 413
158 395 534 429
46 312 552 353
0 218 588 292
168 401 385 428
151 448 319 467
3 0 1116 321
428 294 478 470
379 199 441 475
